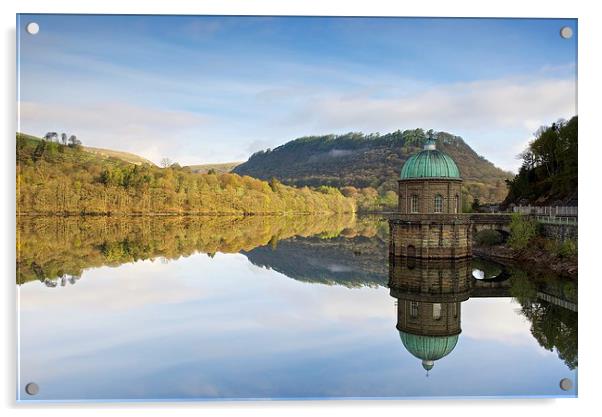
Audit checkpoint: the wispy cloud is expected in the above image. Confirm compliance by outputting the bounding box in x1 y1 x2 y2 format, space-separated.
18 15 577 171
276 76 575 172
290 76 575 134
19 101 210 164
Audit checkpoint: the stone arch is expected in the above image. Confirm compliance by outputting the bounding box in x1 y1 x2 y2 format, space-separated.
472 226 510 244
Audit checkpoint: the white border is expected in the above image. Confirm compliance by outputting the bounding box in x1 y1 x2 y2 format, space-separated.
3 1 600 416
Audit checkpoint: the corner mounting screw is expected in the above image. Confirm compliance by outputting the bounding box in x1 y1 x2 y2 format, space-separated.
559 378 573 391
25 382 39 395
560 26 573 39
26 22 39 35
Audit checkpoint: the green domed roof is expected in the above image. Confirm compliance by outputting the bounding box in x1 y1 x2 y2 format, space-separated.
399 331 459 362
400 140 461 179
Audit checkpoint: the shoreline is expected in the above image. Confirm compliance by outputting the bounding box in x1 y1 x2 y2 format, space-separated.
16 211 358 217
474 245 577 278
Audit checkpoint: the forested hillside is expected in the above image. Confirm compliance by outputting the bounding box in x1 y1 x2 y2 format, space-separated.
234 129 512 205
503 116 577 206
16 134 355 215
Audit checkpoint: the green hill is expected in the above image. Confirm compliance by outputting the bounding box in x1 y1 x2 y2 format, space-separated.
234 129 513 204
186 161 241 174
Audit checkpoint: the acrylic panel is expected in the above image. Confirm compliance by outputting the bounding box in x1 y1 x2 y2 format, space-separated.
16 14 578 402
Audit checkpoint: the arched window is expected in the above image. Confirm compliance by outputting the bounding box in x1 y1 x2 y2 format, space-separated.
433 303 442 320
454 195 460 213
434 194 443 213
411 195 419 213
410 301 419 318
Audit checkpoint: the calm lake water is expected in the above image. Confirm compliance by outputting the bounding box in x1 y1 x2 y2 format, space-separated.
16 215 577 401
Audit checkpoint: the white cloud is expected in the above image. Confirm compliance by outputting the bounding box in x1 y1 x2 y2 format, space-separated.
291 77 576 134
19 101 210 164
18 73 576 172
462 298 534 346
278 76 575 171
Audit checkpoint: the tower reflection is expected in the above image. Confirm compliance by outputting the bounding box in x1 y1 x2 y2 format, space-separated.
388 257 472 374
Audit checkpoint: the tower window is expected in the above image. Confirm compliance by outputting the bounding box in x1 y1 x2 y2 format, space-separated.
434 194 443 213
433 303 442 320
454 195 460 213
410 301 419 318
411 195 419 213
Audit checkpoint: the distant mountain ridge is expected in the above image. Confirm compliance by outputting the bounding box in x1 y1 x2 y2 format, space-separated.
234 129 513 204
185 162 241 174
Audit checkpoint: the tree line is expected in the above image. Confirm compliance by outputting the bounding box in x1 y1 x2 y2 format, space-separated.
234 128 511 205
504 116 577 206
16 133 355 215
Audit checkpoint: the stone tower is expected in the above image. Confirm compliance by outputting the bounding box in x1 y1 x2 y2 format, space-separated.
389 136 472 259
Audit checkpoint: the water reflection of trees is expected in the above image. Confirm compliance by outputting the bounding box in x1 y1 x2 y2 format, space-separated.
509 269 578 370
243 233 389 287
17 214 385 284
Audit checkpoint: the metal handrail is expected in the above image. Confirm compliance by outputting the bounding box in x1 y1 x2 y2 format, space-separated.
533 215 578 225
513 205 578 216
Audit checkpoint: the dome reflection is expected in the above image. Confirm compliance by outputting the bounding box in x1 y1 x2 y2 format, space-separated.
388 258 471 374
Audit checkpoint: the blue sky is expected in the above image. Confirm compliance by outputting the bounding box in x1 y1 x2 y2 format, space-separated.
17 15 577 171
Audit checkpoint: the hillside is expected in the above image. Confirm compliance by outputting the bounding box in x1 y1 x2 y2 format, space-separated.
16 133 157 166
234 129 513 204
83 145 156 166
503 116 577 207
16 133 355 215
186 161 241 174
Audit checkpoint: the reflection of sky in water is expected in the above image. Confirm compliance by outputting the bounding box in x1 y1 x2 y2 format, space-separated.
472 269 485 280
18 253 576 401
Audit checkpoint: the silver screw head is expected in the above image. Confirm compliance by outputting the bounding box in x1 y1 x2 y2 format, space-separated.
26 22 39 35
559 378 573 391
560 26 573 39
25 382 39 395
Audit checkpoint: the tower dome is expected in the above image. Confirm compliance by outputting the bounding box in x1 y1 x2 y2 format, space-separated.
399 331 459 371
400 139 461 179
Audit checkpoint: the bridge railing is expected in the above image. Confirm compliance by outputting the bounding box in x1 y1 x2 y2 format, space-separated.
513 205 578 217
532 215 578 225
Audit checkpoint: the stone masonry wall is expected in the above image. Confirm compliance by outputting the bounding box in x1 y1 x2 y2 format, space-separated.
389 215 472 259
398 179 462 214
396 300 462 337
